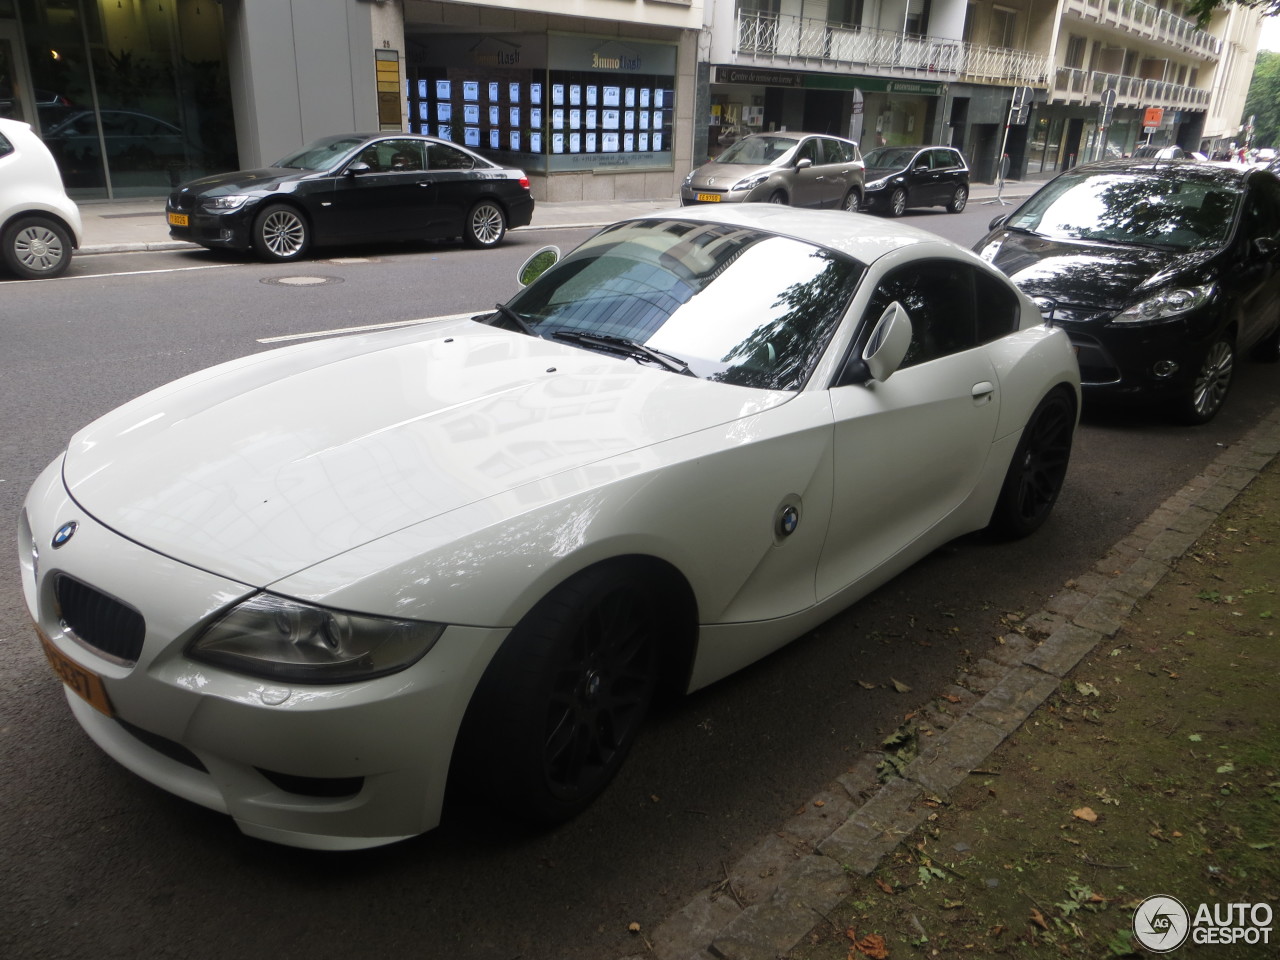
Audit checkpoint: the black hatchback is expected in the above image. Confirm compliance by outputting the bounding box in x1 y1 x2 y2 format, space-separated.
861 145 970 216
166 133 534 261
975 159 1280 424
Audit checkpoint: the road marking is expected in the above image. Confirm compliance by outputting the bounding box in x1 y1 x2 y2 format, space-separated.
0 262 245 284
257 312 480 343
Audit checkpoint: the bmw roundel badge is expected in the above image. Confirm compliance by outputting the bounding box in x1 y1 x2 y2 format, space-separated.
777 505 800 538
52 521 78 549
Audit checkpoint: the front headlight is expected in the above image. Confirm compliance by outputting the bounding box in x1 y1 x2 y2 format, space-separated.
865 177 889 191
734 173 770 191
1112 283 1215 325
187 593 444 684
201 195 251 212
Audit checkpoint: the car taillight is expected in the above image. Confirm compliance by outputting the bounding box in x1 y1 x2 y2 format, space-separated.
519 176 530 190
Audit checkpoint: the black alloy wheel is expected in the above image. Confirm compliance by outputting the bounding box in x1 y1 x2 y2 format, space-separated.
989 388 1076 539
888 187 907 217
453 564 660 823
1180 338 1234 425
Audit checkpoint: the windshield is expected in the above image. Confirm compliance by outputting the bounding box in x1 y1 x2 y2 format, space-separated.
272 137 366 171
504 219 865 390
1005 172 1240 250
714 136 799 165
862 147 919 169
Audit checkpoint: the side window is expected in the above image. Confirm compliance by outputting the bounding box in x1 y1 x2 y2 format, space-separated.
1243 177 1280 241
427 143 475 170
861 260 979 368
930 149 956 170
910 150 928 171
381 139 425 172
823 138 850 164
0 131 12 158
974 268 1022 343
796 139 820 165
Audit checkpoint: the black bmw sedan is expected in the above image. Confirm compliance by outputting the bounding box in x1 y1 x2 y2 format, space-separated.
975 159 1280 424
166 133 534 262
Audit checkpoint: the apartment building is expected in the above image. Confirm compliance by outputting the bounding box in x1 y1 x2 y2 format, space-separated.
704 0 1263 182
0 0 1259 201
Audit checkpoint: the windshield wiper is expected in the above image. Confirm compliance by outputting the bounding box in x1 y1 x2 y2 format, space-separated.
552 330 695 376
491 302 538 337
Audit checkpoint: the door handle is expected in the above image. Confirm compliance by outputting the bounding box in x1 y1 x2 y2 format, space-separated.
972 381 995 403
417 180 434 187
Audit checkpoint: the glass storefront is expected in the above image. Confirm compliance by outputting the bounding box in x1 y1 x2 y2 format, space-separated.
406 32 677 175
11 0 236 199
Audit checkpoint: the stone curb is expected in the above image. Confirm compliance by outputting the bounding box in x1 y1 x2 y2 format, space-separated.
640 405 1280 960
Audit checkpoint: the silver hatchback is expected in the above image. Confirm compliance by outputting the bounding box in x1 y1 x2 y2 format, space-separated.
681 132 865 211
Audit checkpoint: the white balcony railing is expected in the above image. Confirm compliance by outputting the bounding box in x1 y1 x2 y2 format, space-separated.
1063 0 1222 58
737 11 1051 86
1053 66 1212 109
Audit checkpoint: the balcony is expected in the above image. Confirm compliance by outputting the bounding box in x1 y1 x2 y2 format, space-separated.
735 10 1052 86
1053 66 1212 109
1062 0 1222 59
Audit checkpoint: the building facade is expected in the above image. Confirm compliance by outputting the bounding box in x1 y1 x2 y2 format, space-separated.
0 0 1262 203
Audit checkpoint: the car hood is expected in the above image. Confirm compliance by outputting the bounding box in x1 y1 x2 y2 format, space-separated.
61 320 789 587
979 230 1217 315
864 165 907 181
175 167 309 196
687 161 774 187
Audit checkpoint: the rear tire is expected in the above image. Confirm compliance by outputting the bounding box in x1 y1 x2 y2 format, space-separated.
842 190 861 213
2 216 73 279
464 199 507 248
988 388 1075 539
453 564 660 824
946 185 968 213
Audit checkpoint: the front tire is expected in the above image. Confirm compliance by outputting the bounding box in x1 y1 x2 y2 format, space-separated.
2 216 72 279
454 564 660 824
888 187 907 217
988 388 1075 539
946 185 968 213
464 200 507 248
767 190 789 205
1179 338 1234 425
251 204 310 262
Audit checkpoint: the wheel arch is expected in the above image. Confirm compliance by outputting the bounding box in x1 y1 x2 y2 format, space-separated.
2 209 81 250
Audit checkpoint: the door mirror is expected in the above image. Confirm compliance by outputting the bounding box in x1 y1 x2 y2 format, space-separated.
988 214 1010 231
517 245 561 287
1253 236 1278 258
795 157 813 170
913 164 930 174
843 301 913 385
344 162 372 177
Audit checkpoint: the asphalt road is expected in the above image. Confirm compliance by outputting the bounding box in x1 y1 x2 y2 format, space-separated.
2 209 1277 960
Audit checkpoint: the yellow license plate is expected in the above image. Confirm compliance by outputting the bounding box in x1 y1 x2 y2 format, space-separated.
38 630 114 717
696 193 721 202
168 212 189 227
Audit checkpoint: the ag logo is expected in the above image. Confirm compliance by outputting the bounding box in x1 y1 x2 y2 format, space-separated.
1133 895 1190 953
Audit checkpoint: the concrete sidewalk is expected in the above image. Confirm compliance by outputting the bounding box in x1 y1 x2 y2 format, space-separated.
73 178 1034 255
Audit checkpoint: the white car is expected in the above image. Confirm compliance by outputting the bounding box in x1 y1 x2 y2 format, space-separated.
0 116 82 279
20 206 1081 850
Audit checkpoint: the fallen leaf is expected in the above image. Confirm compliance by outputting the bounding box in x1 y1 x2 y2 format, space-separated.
874 877 895 895
943 694 962 703
1072 807 1099 823
857 680 877 690
628 922 641 934
891 678 911 693
813 799 826 808
1075 681 1101 697
1030 908 1050 931
854 933 889 959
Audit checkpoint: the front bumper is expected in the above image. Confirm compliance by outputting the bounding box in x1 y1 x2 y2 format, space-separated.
21 456 506 850
165 203 255 250
1058 313 1217 399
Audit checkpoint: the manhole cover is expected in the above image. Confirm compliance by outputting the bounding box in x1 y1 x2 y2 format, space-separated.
260 275 344 286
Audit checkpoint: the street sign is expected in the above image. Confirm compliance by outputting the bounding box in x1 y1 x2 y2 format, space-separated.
1098 88 1116 128
1143 106 1164 128
1010 85 1034 125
